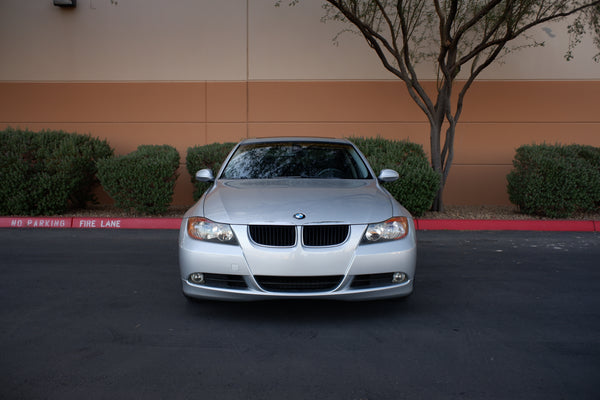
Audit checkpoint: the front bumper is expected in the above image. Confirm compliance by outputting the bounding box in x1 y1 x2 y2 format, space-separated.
178 222 417 301
181 276 414 301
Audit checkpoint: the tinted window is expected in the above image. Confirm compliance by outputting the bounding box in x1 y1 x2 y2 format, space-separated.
221 142 372 179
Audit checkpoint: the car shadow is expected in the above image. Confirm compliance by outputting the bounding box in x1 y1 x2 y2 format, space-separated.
183 295 417 325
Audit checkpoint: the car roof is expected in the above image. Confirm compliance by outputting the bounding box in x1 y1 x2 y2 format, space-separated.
239 137 353 146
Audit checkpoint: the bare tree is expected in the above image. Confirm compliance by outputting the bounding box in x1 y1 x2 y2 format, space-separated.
279 0 600 211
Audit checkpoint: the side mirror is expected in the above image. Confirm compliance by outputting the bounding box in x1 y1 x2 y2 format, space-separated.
378 169 399 183
195 169 215 182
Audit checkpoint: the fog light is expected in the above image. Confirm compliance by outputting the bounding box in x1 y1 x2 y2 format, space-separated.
189 273 205 285
392 272 407 283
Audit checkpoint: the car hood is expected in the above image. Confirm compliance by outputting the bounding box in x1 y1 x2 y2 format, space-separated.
196 179 395 225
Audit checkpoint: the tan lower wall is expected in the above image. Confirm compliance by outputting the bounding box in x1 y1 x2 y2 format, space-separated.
1 81 599 207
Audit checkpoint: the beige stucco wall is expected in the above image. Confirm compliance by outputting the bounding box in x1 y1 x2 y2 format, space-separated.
2 0 599 81
2 80 598 206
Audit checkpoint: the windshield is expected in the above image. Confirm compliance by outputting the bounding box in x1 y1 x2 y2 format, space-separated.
220 142 372 179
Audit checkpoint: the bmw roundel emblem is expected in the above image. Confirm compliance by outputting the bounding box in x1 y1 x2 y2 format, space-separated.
294 213 306 220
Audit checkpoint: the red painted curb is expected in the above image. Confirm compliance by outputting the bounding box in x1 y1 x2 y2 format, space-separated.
72 217 182 230
0 217 72 229
1 217 599 232
415 219 596 232
0 217 182 230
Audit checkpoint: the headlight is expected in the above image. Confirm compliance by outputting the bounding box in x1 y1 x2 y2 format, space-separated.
362 217 409 243
187 217 238 245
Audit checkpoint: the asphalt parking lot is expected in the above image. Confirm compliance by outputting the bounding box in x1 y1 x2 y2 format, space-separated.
1 229 599 400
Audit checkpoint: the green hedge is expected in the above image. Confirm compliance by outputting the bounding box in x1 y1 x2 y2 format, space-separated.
0 127 113 216
507 143 600 218
186 142 236 200
97 145 180 215
349 137 441 216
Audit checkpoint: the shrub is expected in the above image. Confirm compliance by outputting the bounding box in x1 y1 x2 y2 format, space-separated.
97 145 180 215
349 136 441 216
507 143 600 218
186 142 236 200
0 127 113 216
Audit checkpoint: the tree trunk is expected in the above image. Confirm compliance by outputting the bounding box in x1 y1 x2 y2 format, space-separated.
429 121 444 212
433 188 444 212
429 82 457 213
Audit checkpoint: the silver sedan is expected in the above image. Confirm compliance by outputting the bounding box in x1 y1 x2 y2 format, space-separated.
178 137 417 301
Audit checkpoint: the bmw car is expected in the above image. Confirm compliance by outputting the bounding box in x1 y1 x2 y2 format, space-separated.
178 137 417 301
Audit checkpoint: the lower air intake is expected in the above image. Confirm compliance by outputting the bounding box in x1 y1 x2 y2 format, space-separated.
254 275 344 293
350 273 394 289
203 274 248 289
